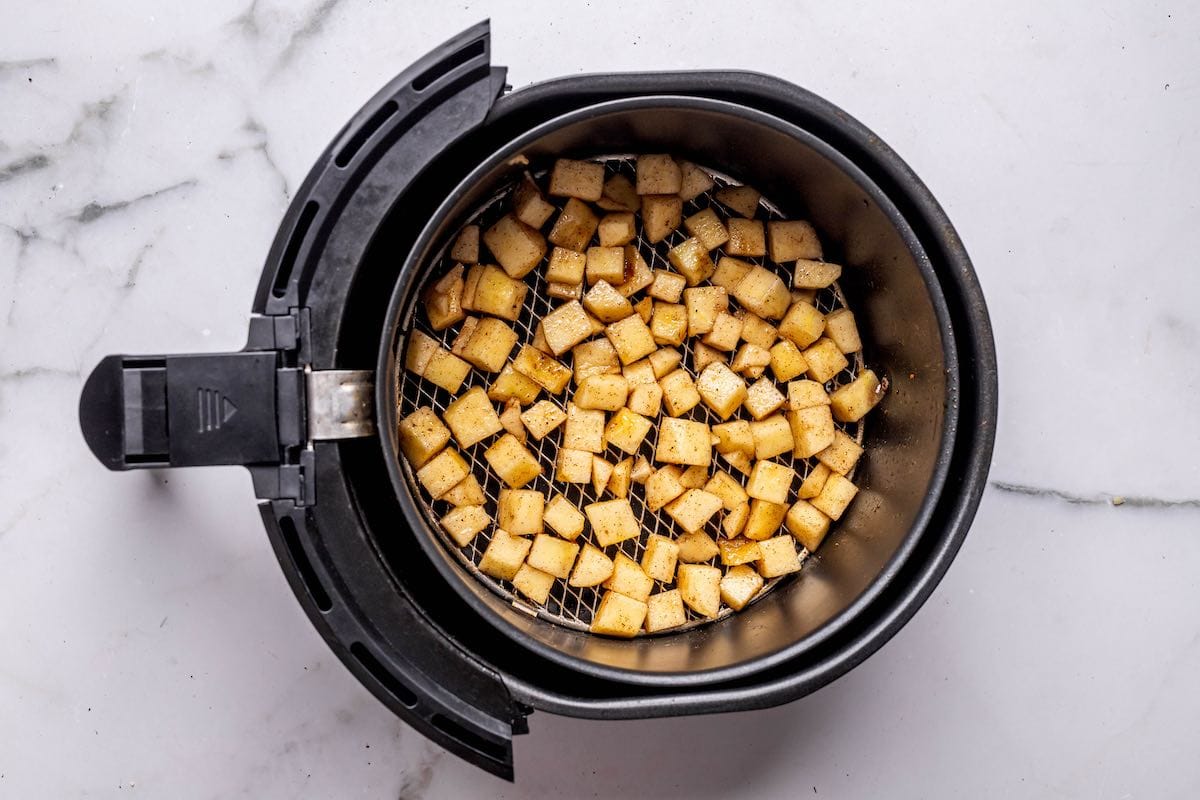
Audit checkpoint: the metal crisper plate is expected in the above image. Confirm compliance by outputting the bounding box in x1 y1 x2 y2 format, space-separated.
397 156 864 635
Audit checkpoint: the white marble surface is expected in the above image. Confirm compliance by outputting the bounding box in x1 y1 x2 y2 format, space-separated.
2 1 1198 796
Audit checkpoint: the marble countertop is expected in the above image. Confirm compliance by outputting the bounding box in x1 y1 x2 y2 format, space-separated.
2 1 1197 797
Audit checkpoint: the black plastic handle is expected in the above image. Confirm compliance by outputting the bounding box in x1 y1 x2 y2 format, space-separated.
80 351 294 470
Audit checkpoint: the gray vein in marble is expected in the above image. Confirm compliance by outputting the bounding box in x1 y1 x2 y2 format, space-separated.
0 154 50 184
124 236 159 289
991 481 1200 510
218 117 290 200
68 180 196 224
275 0 347 71
228 0 263 38
67 92 122 145
395 743 442 800
0 57 56 75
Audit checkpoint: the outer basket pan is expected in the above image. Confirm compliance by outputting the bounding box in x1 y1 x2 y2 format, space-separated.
376 96 960 685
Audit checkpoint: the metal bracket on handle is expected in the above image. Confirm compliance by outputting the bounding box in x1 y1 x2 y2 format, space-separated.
307 370 376 441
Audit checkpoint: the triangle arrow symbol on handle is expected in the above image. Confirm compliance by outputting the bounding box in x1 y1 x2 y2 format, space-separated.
221 396 238 423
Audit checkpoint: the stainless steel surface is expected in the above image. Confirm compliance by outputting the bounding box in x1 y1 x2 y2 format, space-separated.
397 156 865 634
307 369 377 440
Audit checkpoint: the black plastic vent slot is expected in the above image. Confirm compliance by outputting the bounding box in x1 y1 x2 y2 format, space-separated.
412 38 485 92
335 100 398 168
279 515 332 612
350 642 418 708
431 714 507 762
272 200 319 298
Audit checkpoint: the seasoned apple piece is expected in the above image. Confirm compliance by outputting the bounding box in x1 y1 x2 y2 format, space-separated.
703 312 743 352
458 317 518 372
830 369 884 423
659 369 702 417
704 470 749 511
416 448 469 499
732 264 790 320
677 564 722 618
768 220 823 262
631 455 653 484
720 564 764 611
548 158 604 201
640 534 681 583
789 405 835 458
684 208 730 251
527 533 580 579
496 488 545 536
677 160 715 202
650 302 688 346
744 377 787 420
665 489 723 534
769 340 809 382
562 403 605 453
582 247 624 287
725 218 766 257
676 530 720 563
721 450 753 476
667 237 716 286
803 338 850 383
517 400 565 440
713 419 754 455
488 364 541 404
645 589 687 632
534 495 579 542
798 462 832 500
483 214 545 279
484 434 541 488
548 198 600 252
557 447 593 483
785 499 832 552
440 505 489 547
479 530 532 581
714 185 760 218
590 210 633 247
623 359 656 386
692 341 726 374
737 311 778 350
511 173 555 229
449 316 479 355
591 455 614 497
605 314 657 365
778 301 826 349
747 460 795 504
793 259 841 289
744 499 787 541
591 590 647 638
512 563 555 604
635 297 653 326
616 245 654 297
405 329 439 375
679 464 708 490
598 173 640 212
817 430 864 476
584 499 640 547
608 457 633 498
724 500 750 537
696 362 748 421
683 286 728 336
626 381 663 417
423 263 466 331
792 289 819 306
421 348 472 393
450 225 480 263
575 373 630 411
512 345 571 394
718 537 761 567
541 300 593 356
443 474 486 507
711 256 753 292
756 534 801 578
442 387 503 448
398 407 451 468
823 308 862 354
730 342 772 378
750 414 794 460
548 282 581 301
648 348 682 378
604 408 652 456
642 195 683 243
811 473 858 520
636 154 683 195
787 379 830 410
530 322 552 354
645 465 686 511
572 338 620 385
541 251 584 290
649 269 686 303
570 543 615 587
603 553 654 602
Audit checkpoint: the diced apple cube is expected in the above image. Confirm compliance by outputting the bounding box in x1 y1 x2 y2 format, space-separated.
598 173 640 212
548 197 600 252
817 430 864 476
440 505 489 547
803 338 850 383
648 348 682 378
720 564 764 611
512 563 556 604
597 212 636 247
737 311 778 350
756 534 802 578
746 460 795 505
778 301 826 349
696 362 748 421
512 345 571 394
683 208 730 250
417 448 469 499
484 434 541 488
572 339 620 385
450 225 480 263
575 373 630 412
585 246 626 286
636 154 682 195
483 214 545 279
541 300 593 356
422 348 472 393
683 286 728 336
605 314 657 365
443 474 485 507
438 389 503 452
718 534 759 566
679 464 708 490
824 308 862 354
479 530 533 581
787 379 830 410
546 246 586 285
665 489 723 534
642 465 684 511
730 342 772 378
650 302 688 346
548 158 604 201
591 455 614 497
527 533 580 579
677 160 714 202
659 369 702 416
713 419 754 455
714 185 760 218
496 489 545 536
488 365 541 404
405 329 439 375
591 590 647 638
458 317 519 372
570 543 615 587
703 312 743 352
830 369 884 422
623 359 656 386
750 414 794 460
721 451 753 475
793 259 841 289
798 462 832 499
450 316 479 355
649 269 686 303
789 405 835 458
785 499 831 552
603 408 652 456
520 400 567 440
811 473 858 520
768 220 823 262
557 447 592 483
512 173 555 229
563 403 605 452
499 400 525 442
711 256 753 292
667 237 715 286
631 455 653 484
743 377 786 420
677 564 722 618
547 281 581 301
608 457 632 498
603 552 654 601
626 382 663 417
769 340 809 382
641 195 683 243
676 530 719 563
645 589 687 632
743 499 787 541
423 263 466 331
616 246 654 296
584 499 639 547
732 265 790 320
725 218 766 257
543 494 586 541
398 407 451 468
692 341 726 374
704 470 749 511
640 534 680 582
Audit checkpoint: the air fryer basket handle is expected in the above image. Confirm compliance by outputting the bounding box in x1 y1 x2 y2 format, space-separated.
80 350 298 470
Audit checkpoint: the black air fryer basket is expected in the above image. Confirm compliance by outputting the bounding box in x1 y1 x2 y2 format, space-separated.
79 23 997 780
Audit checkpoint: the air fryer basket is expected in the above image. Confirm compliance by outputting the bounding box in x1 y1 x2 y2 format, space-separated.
377 97 958 681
